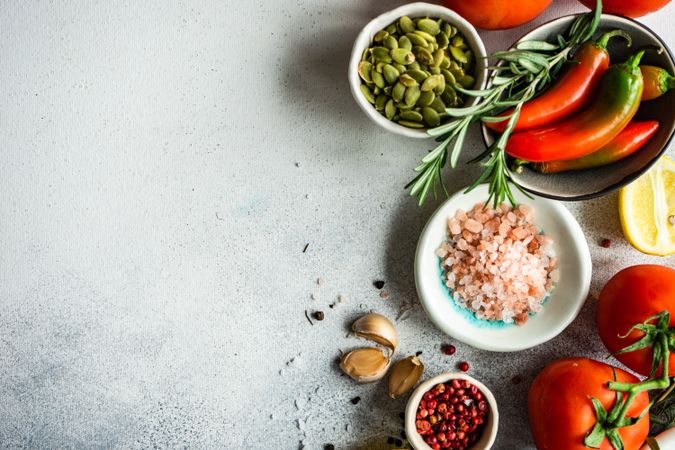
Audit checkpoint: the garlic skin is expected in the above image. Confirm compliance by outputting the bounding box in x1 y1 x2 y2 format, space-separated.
388 356 424 398
340 347 391 383
352 313 398 353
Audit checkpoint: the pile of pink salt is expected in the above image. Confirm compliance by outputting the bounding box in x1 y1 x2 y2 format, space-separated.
436 202 558 325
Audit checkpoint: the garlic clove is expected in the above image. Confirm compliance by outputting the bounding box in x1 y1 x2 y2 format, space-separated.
340 347 391 383
388 356 424 398
352 313 398 353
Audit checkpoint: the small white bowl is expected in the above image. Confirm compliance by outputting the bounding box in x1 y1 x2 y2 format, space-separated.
414 184 592 352
348 2 488 139
405 372 499 450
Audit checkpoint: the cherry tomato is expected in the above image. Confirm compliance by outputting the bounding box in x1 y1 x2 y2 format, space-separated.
529 358 649 450
578 0 671 17
597 265 675 377
442 0 552 30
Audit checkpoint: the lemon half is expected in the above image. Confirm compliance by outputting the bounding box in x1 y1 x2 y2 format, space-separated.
619 156 675 256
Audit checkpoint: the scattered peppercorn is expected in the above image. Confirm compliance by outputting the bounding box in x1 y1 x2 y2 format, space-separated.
374 280 385 289
399 412 405 420
442 344 456 355
394 438 403 447
314 311 325 321
511 375 523 385
600 238 612 248
400 430 407 440
458 361 470 372
416 351 423 356
324 445 335 450
380 290 390 300
350 396 361 405
387 437 395 445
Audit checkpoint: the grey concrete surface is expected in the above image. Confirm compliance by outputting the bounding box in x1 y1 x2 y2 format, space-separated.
1 1 673 449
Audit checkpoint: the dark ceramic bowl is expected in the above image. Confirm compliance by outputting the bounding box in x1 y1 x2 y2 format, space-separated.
481 14 675 201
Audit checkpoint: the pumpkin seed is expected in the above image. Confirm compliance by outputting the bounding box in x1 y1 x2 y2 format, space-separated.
417 90 435 107
428 66 441 75
449 46 468 64
413 46 434 65
400 110 423 122
399 16 415 34
391 48 415 65
406 69 429 82
392 62 406 73
406 33 427 47
451 36 464 47
404 85 421 106
373 30 388 42
397 120 425 128
408 61 421 70
398 36 412 51
437 32 449 49
441 68 456 85
441 86 458 105
458 74 475 89
373 86 380 95
358 61 373 83
385 99 397 120
422 107 441 127
383 64 400 84
385 24 397 34
372 70 386 89
375 94 388 111
399 73 418 87
372 46 392 63
384 35 398 50
430 96 446 113
432 49 445 68
434 75 446 95
362 48 371 61
375 62 385 73
396 102 414 111
413 30 435 43
421 74 441 92
417 18 440 36
450 67 465 80
360 84 375 103
392 82 406 102
440 56 451 69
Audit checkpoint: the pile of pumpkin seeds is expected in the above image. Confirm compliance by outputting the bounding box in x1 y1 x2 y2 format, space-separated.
358 16 475 129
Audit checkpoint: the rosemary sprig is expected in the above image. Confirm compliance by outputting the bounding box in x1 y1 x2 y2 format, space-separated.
406 0 603 206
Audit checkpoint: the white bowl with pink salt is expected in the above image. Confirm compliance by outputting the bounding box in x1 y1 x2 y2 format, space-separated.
414 184 591 352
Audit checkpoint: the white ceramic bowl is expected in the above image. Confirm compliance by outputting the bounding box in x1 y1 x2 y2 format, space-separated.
414 184 592 352
405 372 499 450
348 2 488 139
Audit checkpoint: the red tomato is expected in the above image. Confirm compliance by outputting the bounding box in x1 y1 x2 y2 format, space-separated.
579 0 671 17
442 0 552 30
597 265 675 377
529 358 649 450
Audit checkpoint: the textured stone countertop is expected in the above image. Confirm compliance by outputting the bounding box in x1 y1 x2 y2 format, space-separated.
1 1 673 449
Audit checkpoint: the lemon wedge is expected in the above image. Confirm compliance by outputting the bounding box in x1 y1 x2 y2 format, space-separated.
619 156 675 256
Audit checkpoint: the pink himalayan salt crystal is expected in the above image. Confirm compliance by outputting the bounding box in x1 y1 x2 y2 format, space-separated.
437 202 557 325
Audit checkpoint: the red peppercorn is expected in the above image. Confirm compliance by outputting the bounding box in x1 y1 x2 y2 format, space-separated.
458 361 470 372
427 400 437 409
443 344 456 355
601 238 611 248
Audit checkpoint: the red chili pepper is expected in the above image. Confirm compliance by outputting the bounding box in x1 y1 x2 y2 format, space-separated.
485 30 630 133
529 121 659 173
640 65 675 101
505 51 646 163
